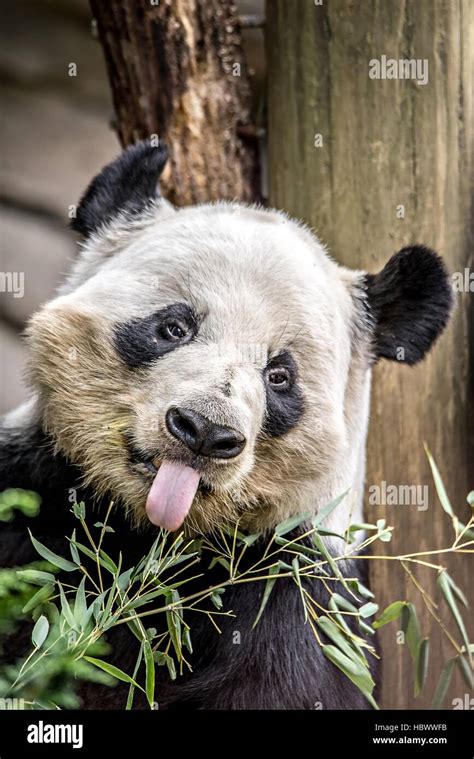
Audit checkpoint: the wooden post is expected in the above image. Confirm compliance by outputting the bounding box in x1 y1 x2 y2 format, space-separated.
267 0 473 708
90 0 259 205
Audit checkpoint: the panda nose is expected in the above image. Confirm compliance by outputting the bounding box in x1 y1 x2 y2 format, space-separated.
165 407 246 459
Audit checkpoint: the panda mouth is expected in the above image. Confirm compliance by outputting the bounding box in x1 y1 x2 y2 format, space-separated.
127 441 213 493
127 442 159 475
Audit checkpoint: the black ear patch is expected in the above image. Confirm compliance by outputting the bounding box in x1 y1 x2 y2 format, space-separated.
71 139 169 237
366 245 453 365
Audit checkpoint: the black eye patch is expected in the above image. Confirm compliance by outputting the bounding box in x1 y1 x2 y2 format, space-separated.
113 302 198 368
262 350 304 437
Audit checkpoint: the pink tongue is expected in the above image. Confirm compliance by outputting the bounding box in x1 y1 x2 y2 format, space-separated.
145 460 201 531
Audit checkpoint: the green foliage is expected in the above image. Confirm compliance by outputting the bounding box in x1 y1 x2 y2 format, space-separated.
0 447 472 711
0 489 41 522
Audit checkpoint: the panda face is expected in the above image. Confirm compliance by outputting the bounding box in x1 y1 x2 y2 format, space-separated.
28 203 359 533
26 142 453 535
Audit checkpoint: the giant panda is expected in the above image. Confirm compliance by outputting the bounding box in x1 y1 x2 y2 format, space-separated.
0 140 453 710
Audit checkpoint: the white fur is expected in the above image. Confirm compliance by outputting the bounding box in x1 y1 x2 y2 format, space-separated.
24 201 373 536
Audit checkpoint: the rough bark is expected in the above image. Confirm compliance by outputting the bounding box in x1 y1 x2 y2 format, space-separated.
90 0 258 205
267 0 473 709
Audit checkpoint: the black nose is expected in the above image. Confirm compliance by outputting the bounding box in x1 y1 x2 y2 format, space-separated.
165 407 246 459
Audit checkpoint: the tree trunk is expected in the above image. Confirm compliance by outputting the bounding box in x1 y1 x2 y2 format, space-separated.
90 0 258 205
267 0 473 709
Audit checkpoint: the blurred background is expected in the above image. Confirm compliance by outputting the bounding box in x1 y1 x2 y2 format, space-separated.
0 0 263 412
1 0 120 411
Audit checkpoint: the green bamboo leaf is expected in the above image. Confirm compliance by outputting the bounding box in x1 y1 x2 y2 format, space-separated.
457 522 474 541
99 549 118 574
91 590 107 621
317 616 365 664
252 564 280 628
126 644 144 711
210 591 223 609
69 529 80 565
73 576 87 621
31 615 49 648
182 627 193 654
373 601 407 629
359 602 379 619
125 617 143 641
348 522 378 533
313 534 347 587
329 597 352 635
208 556 231 572
322 645 377 708
311 490 349 528
346 523 377 542
84 656 144 689
166 656 177 680
144 638 155 707
125 587 169 611
275 512 312 536
415 638 430 696
17 569 56 586
456 654 473 690
100 585 120 630
432 657 456 709
291 556 307 622
166 591 182 658
467 491 474 507
437 571 471 664
316 527 345 540
331 593 358 613
424 445 454 518
72 501 85 520
444 573 468 608
154 651 177 680
359 620 376 636
347 579 375 600
28 530 77 572
116 568 134 592
242 533 260 547
58 583 79 631
275 535 321 558
22 582 55 613
67 538 116 574
94 522 114 532
402 603 420 661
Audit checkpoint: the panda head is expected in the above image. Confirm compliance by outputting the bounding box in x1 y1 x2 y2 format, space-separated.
26 141 453 534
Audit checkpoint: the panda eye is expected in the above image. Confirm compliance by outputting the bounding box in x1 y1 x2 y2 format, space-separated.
163 321 188 341
266 366 291 391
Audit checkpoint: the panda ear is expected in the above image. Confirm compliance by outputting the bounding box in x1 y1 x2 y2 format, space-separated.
365 245 453 365
71 139 169 237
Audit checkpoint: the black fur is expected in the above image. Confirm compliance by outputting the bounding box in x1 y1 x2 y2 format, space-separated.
113 302 198 368
71 140 169 238
365 245 453 365
154 549 377 711
0 424 92 567
263 351 305 437
0 420 376 710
